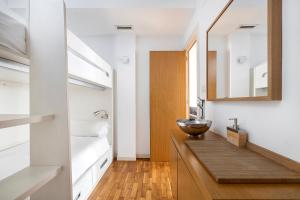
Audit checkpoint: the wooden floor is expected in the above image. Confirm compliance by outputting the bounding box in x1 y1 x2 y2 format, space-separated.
89 160 174 200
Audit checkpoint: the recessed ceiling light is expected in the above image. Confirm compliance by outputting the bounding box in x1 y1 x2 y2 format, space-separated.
115 25 133 30
239 24 258 29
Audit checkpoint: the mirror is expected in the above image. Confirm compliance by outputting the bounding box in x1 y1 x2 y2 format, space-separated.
207 0 282 101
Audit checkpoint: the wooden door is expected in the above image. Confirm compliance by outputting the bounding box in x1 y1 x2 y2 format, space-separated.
207 51 217 100
150 51 187 162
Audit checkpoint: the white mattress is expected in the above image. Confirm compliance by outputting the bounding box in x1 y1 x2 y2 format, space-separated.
0 10 27 55
0 142 29 181
71 136 110 183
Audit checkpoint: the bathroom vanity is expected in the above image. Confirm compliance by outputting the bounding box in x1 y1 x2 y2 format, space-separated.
170 129 300 200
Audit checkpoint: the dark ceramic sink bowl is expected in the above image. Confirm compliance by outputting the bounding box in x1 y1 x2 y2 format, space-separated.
176 119 212 137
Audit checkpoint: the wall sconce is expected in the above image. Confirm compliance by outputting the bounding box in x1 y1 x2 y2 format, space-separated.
93 110 109 119
237 56 247 64
119 56 130 64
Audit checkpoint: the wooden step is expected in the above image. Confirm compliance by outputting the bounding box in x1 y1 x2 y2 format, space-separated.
0 114 54 129
0 166 62 200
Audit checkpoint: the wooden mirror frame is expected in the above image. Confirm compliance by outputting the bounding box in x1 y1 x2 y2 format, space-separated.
206 0 282 101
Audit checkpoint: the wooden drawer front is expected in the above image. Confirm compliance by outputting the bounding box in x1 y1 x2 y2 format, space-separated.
170 141 178 200
178 154 205 200
73 169 93 200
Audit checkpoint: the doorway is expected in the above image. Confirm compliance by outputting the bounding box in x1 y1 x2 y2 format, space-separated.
150 51 187 162
187 41 198 116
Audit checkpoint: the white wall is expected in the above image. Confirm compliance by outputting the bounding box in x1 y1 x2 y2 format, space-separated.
136 36 182 157
250 34 267 68
184 0 300 162
0 69 29 151
188 41 198 108
81 35 115 67
228 31 251 97
115 33 136 160
68 84 113 145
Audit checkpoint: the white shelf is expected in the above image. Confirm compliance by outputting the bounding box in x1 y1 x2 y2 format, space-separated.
68 74 106 90
0 114 55 129
0 62 108 91
0 166 62 200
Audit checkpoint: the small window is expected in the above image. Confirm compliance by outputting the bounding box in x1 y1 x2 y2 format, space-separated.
188 41 198 109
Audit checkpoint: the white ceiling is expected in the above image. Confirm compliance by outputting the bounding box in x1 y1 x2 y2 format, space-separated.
65 0 196 37
65 0 196 9
209 0 267 36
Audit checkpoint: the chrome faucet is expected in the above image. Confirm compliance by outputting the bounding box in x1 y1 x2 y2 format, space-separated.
229 118 239 131
190 98 206 120
197 97 205 120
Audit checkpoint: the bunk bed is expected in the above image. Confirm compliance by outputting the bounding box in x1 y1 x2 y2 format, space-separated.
0 4 114 199
72 136 112 200
0 5 113 90
67 31 113 89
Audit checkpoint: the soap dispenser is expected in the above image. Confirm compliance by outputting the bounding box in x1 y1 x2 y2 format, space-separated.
227 118 248 147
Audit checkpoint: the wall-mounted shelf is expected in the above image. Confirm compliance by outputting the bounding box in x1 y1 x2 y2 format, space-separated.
0 166 62 200
0 114 55 129
0 58 110 91
68 74 106 91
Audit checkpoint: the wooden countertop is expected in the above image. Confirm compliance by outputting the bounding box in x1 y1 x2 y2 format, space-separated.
171 129 300 200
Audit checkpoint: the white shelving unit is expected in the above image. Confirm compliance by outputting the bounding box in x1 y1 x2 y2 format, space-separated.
0 114 54 129
29 0 73 199
0 0 75 199
0 113 56 199
0 0 113 199
0 166 62 200
0 59 107 91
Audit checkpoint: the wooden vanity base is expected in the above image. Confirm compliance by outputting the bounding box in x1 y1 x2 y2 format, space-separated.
170 130 300 200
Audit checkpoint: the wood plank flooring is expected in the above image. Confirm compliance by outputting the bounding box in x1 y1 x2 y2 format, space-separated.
88 160 174 200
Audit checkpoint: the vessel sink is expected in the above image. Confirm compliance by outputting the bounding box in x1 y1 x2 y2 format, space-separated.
176 119 212 137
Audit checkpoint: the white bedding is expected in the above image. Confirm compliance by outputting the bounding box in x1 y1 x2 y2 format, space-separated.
71 136 110 183
0 9 27 55
70 119 109 138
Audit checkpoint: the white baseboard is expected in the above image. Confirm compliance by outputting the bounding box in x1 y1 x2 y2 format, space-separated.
136 154 150 159
116 154 150 161
117 156 136 161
